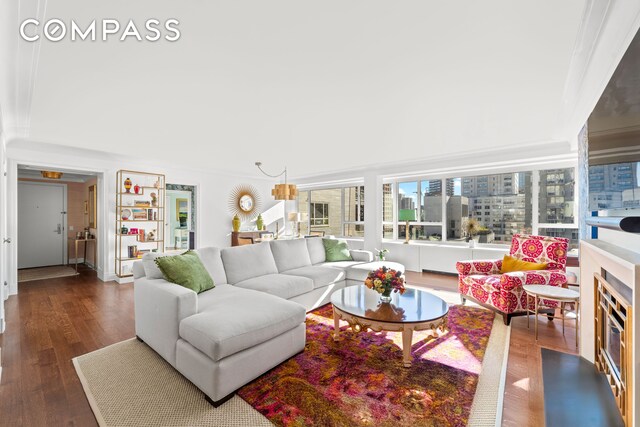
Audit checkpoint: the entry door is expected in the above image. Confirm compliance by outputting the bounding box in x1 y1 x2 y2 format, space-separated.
18 182 66 269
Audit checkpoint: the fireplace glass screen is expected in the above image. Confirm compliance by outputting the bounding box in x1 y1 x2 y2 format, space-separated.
605 315 622 379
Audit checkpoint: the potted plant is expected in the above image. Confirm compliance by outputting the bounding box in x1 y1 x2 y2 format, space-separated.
374 248 389 261
464 218 481 248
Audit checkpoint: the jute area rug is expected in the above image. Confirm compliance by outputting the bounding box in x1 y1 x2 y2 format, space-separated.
74 290 510 427
18 265 78 282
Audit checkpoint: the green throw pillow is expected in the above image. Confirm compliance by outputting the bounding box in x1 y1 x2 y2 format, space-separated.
322 239 353 262
154 251 214 294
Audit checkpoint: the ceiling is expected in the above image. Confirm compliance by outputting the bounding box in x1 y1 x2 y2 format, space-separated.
2 0 640 179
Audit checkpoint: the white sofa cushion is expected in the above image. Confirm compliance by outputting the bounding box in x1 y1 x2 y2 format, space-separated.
179 286 305 362
345 261 405 281
233 274 313 300
269 239 312 272
141 252 165 279
221 242 278 284
318 260 365 270
306 237 326 264
196 247 228 285
283 266 346 289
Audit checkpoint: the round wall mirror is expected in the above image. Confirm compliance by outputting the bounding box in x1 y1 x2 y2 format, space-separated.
228 184 262 222
239 194 254 212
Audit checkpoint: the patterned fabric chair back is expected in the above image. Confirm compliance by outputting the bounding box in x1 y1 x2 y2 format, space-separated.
508 234 568 271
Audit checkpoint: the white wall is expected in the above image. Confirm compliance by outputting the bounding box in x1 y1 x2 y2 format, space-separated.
6 140 279 286
0 124 6 334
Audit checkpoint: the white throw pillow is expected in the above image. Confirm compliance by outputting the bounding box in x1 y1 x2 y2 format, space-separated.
142 252 165 279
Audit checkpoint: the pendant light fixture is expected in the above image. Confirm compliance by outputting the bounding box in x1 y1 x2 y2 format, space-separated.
41 171 63 179
255 162 298 200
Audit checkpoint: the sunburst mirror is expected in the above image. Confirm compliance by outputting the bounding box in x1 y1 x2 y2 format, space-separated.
228 184 262 221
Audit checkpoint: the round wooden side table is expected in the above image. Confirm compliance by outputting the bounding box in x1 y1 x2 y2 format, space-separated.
523 284 580 347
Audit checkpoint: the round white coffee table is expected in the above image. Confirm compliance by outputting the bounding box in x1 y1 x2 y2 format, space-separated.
523 284 580 347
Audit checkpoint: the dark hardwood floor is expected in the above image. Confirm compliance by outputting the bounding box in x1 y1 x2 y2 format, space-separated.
0 269 577 426
0 266 134 427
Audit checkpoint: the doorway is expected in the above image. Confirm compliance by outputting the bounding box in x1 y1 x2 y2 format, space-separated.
16 166 100 282
165 184 196 251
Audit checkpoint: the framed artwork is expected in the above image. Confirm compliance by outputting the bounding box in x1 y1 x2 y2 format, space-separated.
176 198 189 227
132 208 148 220
88 184 97 228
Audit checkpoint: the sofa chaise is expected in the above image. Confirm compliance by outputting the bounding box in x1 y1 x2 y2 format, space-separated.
133 237 404 405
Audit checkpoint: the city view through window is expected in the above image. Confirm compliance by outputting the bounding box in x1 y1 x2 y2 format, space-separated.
298 168 578 249
589 162 640 210
297 186 365 238
393 168 578 248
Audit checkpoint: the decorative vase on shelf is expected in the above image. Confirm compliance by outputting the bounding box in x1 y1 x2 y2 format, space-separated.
124 177 132 193
468 238 476 248
232 214 241 232
256 214 264 231
134 184 141 195
379 289 392 303
150 192 158 207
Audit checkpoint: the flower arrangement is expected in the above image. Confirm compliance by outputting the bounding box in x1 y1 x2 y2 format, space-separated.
374 248 389 261
364 266 405 301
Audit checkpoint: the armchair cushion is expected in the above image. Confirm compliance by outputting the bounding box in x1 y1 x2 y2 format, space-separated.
509 234 568 271
456 259 502 276
500 255 547 273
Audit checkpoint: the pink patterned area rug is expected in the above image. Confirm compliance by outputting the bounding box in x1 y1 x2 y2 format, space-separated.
238 303 496 426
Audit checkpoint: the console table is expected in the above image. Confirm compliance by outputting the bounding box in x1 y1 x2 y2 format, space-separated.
231 231 268 246
68 238 97 273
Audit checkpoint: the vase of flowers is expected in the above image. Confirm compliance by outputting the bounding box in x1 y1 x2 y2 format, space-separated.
374 248 389 261
364 266 405 303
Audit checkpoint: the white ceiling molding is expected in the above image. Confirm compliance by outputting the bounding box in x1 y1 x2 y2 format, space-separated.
13 0 49 138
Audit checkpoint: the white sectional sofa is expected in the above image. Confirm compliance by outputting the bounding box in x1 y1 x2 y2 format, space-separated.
133 237 404 405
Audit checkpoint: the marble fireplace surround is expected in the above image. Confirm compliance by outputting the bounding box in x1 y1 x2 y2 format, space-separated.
580 240 639 426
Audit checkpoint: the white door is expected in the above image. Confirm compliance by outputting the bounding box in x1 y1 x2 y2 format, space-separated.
18 182 67 269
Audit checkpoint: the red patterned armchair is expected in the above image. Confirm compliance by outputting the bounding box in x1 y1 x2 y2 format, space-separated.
456 234 569 325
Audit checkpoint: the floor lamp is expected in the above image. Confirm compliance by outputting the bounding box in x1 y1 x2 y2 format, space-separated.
398 209 416 244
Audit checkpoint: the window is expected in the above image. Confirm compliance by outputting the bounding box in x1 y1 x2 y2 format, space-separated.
298 191 309 235
421 179 442 222
538 227 579 250
395 180 444 241
310 203 329 226
297 185 365 238
343 185 365 237
382 183 394 239
445 172 533 244
539 168 574 224
589 162 640 210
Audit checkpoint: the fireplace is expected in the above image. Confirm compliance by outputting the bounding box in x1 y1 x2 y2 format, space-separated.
594 271 632 425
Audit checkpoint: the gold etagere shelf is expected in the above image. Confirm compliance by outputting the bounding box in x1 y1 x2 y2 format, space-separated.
115 170 166 278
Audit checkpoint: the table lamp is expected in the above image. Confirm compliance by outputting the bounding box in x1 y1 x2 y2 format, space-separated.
398 209 416 244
